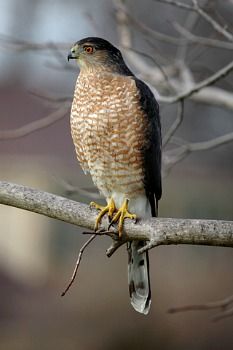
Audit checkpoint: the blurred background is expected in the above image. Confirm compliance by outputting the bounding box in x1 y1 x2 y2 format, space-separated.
0 0 233 349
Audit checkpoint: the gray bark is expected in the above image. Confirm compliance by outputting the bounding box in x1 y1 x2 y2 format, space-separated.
0 181 233 251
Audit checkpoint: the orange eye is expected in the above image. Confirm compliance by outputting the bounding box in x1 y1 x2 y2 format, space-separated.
84 46 94 54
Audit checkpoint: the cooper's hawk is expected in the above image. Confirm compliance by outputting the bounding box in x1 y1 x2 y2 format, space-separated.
68 37 162 314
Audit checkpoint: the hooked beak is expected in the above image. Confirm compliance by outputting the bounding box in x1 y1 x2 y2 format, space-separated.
67 52 75 62
67 46 79 62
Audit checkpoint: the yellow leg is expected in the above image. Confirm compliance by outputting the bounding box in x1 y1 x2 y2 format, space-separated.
109 198 137 238
90 198 116 231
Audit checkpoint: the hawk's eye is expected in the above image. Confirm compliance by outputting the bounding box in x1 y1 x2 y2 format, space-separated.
84 46 94 54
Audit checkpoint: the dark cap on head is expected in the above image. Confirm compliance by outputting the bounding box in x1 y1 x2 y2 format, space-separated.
76 37 120 54
68 37 133 76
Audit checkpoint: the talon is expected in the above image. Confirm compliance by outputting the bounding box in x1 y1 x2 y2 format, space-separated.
109 198 137 238
90 198 116 231
107 198 116 219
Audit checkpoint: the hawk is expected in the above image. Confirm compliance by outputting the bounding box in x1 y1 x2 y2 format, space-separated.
68 37 162 314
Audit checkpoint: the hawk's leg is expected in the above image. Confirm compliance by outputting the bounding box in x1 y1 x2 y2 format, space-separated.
90 197 116 231
109 198 137 238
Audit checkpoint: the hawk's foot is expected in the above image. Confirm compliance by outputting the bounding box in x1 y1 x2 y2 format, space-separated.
90 198 116 231
108 198 137 238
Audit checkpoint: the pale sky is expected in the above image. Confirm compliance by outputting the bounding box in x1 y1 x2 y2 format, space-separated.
0 0 114 88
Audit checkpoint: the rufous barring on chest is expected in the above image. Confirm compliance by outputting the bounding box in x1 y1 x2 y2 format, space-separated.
70 71 147 199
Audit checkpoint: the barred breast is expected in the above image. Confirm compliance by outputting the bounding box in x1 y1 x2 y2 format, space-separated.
70 71 149 200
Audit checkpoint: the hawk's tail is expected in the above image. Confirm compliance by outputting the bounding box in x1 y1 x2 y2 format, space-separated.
127 240 151 315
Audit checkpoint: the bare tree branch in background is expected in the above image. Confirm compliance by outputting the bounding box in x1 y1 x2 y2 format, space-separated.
163 131 233 175
114 0 233 177
162 99 184 147
168 294 233 322
0 33 69 51
173 23 233 50
0 104 69 140
153 0 195 11
191 0 233 41
29 90 71 105
114 0 233 101
54 176 103 200
158 60 233 103
174 0 201 62
154 0 233 41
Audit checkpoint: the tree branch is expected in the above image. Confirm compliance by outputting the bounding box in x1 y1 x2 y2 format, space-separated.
153 0 194 11
0 33 69 51
168 294 233 322
154 0 233 41
114 1 233 112
0 104 69 140
174 22 233 50
191 0 233 42
165 131 233 159
162 100 184 147
190 86 233 111
61 233 97 297
159 60 233 103
0 181 233 249
114 0 183 46
163 131 233 175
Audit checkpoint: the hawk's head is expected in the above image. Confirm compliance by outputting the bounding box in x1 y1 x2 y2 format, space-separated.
68 37 132 74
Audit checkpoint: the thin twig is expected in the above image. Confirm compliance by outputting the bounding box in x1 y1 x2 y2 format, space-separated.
83 229 118 237
168 294 233 322
154 0 233 41
168 295 233 313
175 1 201 62
213 306 233 322
191 0 233 42
0 104 69 140
153 0 194 11
53 176 103 200
159 60 233 103
29 90 72 105
163 131 233 175
162 99 184 147
114 0 183 46
0 33 69 51
65 186 102 200
121 45 172 89
48 42 73 70
167 130 233 156
174 23 233 50
61 234 96 296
